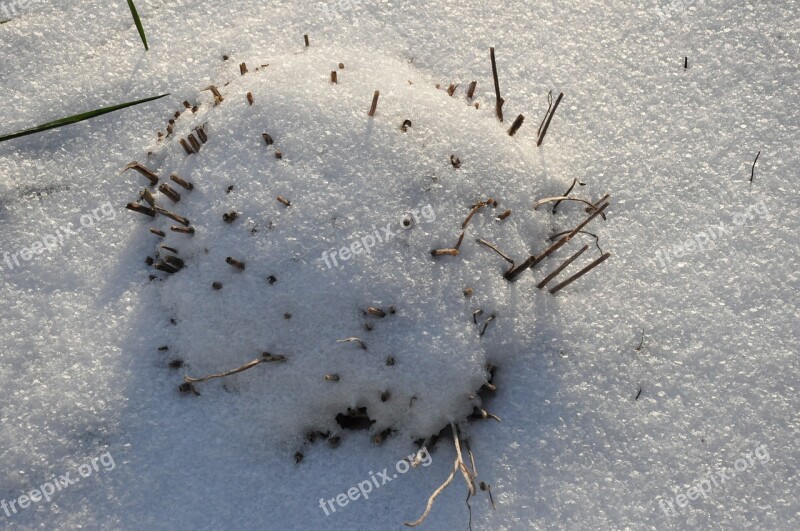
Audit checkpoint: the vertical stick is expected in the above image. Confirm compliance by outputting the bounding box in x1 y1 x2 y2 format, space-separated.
368 90 380 117
536 92 564 146
750 151 761 182
331 71 338 84
304 34 310 47
467 81 477 99
490 47 504 122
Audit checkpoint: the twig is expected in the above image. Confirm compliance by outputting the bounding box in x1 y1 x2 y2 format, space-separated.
476 238 514 265
368 90 380 117
507 114 525 136
304 34 310 47
750 151 761 182
330 71 337 84
466 81 477 99
462 199 495 228
549 230 603 253
536 92 564 146
153 206 190 226
532 201 609 266
552 177 584 214
337 337 367 350
122 162 158 185
489 47 504 122
480 482 496 509
536 244 588 289
537 91 553 137
126 203 155 217
479 314 496 337
635 329 645 351
533 196 599 212
549 252 612 294
184 352 286 385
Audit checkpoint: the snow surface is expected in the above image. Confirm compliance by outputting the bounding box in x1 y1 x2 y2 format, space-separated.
0 1 797 530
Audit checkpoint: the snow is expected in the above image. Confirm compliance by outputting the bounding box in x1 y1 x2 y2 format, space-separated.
0 0 797 530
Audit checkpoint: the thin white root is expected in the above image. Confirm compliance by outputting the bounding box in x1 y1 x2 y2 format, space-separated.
452 422 476 495
533 196 600 211
404 460 459 527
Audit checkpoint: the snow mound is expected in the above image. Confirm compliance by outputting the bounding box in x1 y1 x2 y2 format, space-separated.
125 45 572 448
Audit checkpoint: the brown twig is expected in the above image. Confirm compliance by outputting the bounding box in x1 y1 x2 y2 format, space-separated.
126 203 155 217
330 71 337 84
533 196 599 212
507 114 525 136
536 92 564 146
153 206 190 226
536 244 588 289
122 162 158 185
552 177 584 214
170 174 194 191
368 90 380 117
158 183 181 203
466 81 477 99
549 253 611 294
489 47 504 122
476 238 514 265
750 151 761 182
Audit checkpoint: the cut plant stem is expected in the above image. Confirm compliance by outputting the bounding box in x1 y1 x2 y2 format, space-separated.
507 114 525 136
158 183 181 203
324 374 340 382
331 71 337 84
226 257 245 270
170 174 194 190
304 34 310 47
496 209 512 221
126 203 156 217
337 337 367 350
368 90 380 117
149 228 165 237
536 244 588 289
184 352 287 387
466 81 477 99
195 125 207 143
188 134 201 152
489 47 504 122
170 226 194 235
276 195 291 207
154 206 190 226
549 252 612 295
536 92 564 146
203 85 224 105
447 83 458 97
179 138 194 155
240 62 248 75
123 162 158 185
367 307 386 318
140 188 155 206
430 248 459 257
246 92 254 106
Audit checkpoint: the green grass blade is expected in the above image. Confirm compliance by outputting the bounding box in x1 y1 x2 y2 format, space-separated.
0 93 169 143
127 0 149 51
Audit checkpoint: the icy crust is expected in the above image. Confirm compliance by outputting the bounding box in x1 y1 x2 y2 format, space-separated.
133 45 563 446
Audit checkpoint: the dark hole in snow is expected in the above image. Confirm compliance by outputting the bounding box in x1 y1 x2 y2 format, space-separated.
335 407 375 430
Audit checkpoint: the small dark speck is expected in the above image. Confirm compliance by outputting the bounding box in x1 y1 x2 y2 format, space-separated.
158 346 169 351
169 359 184 369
